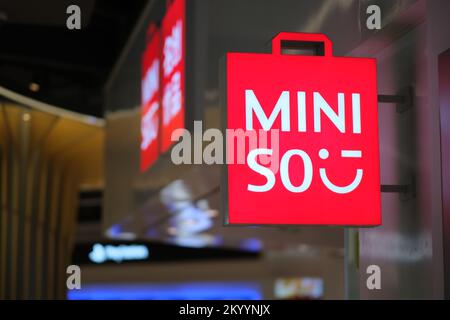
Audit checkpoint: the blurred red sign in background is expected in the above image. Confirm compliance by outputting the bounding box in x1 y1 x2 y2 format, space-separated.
140 0 185 171
140 27 161 172
161 0 185 153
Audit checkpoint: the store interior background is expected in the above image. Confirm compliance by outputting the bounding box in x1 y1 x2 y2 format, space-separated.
0 0 449 299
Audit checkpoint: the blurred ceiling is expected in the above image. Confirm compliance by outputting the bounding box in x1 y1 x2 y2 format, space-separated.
0 0 148 117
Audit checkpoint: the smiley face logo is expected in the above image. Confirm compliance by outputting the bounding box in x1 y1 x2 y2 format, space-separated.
318 148 363 194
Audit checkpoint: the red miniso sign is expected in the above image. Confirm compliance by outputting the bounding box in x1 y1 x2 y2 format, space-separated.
223 32 381 226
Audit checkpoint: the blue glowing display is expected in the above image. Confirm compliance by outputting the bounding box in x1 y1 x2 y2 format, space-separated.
68 282 262 300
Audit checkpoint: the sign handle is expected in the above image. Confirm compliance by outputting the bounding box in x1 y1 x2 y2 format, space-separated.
272 32 333 57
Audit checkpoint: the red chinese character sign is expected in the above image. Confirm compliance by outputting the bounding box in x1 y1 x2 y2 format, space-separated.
161 0 185 152
140 28 161 172
223 32 381 226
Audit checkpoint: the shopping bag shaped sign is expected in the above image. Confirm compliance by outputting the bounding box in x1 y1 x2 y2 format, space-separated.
223 32 381 226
